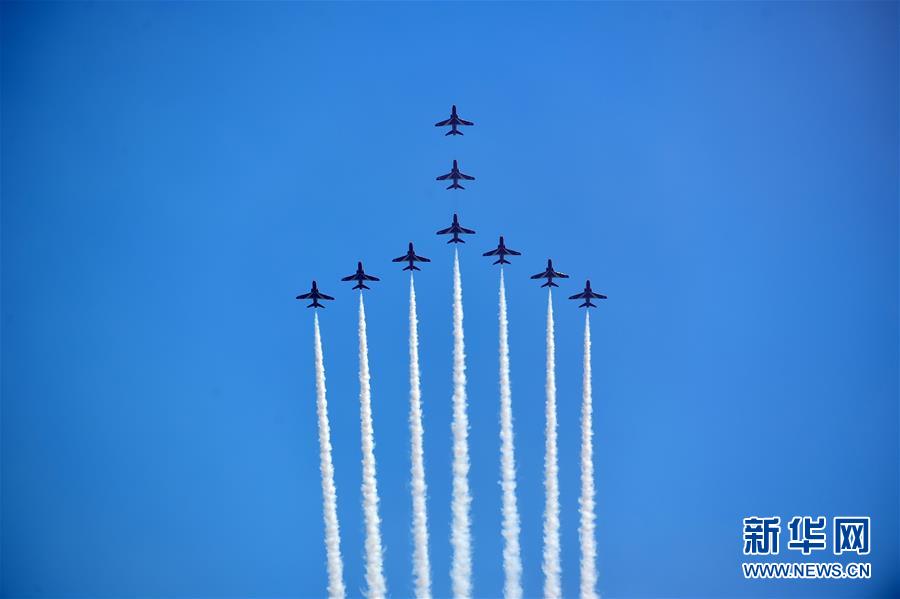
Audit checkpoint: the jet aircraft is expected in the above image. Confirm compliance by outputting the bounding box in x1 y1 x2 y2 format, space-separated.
436 160 475 190
341 262 380 290
296 280 335 308
530 259 570 288
483 236 521 265
434 105 474 136
436 213 476 244
569 280 608 308
392 242 431 271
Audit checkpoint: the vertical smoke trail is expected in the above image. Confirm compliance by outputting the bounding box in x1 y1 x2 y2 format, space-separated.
579 311 598 599
408 275 432 599
543 290 561 599
450 249 473 599
313 314 347 599
357 294 387 599
498 270 523 599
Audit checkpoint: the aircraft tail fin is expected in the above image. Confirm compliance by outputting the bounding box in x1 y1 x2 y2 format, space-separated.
445 129 463 136
447 182 464 190
403 264 420 271
541 280 559 288
580 299 596 308
353 282 370 290
494 257 510 265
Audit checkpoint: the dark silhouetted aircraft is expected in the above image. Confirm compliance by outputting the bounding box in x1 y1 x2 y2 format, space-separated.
296 280 334 308
393 242 431 271
569 280 607 308
530 259 570 288
436 160 475 190
483 236 521 265
341 262 380 290
434 105 474 136
436 213 476 243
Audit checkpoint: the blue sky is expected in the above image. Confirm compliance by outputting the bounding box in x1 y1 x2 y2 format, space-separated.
2 2 898 598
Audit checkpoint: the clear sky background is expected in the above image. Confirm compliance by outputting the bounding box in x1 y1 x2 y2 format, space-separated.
2 2 898 598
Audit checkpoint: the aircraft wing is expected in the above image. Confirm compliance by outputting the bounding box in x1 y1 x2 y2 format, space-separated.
363 274 380 281
319 292 335 300
458 118 474 126
414 255 431 262
340 274 356 281
591 291 607 299
483 248 500 256
460 226 476 234
296 292 312 299
434 118 452 127
436 172 453 180
530 272 547 279
436 225 453 235
507 248 522 256
458 172 475 180
392 255 407 262
569 291 588 300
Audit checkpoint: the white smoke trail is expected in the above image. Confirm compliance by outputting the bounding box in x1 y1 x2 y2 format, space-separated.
450 249 473 599
543 290 561 599
408 275 432 599
357 294 387 599
313 314 347 599
498 270 523 599
578 311 598 599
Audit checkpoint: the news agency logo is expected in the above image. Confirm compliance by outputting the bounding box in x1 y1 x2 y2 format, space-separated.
742 516 871 580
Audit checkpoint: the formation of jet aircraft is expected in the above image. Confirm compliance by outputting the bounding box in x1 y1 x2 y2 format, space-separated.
297 104 608 309
341 262 380 290
296 280 334 309
393 242 431 271
530 259 569 288
436 159 475 190
483 236 521 265
436 213 476 244
298 253 607 308
434 105 474 136
569 280 608 308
